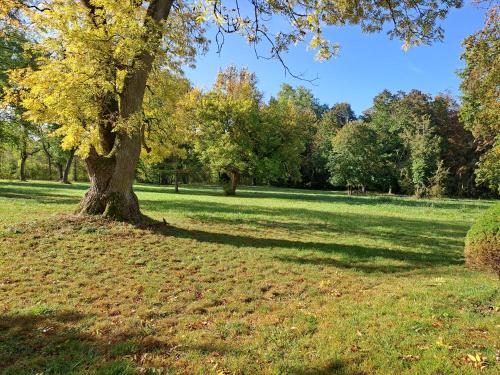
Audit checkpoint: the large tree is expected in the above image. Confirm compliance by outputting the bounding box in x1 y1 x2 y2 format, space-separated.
3 0 464 222
459 5 499 192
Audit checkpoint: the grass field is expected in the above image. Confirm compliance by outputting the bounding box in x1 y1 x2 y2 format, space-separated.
0 180 498 374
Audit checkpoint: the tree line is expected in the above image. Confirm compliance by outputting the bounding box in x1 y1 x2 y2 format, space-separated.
3 60 495 199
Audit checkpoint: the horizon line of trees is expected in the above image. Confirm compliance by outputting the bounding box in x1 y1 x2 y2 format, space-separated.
2 64 496 198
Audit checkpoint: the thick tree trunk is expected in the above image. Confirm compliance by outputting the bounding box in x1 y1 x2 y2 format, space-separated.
79 133 142 222
78 0 175 223
61 149 75 184
19 155 27 181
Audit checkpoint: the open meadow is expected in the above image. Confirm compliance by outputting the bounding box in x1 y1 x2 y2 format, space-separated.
0 180 498 374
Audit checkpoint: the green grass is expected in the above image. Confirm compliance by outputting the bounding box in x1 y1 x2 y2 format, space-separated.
0 180 498 374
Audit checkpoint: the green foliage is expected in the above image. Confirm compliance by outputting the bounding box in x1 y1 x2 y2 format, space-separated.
429 160 450 198
409 116 441 197
328 121 383 192
193 67 305 194
464 202 500 276
459 7 500 192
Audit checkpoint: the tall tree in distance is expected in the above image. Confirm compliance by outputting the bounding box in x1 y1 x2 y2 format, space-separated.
328 121 383 194
2 0 464 222
459 5 499 192
193 66 261 195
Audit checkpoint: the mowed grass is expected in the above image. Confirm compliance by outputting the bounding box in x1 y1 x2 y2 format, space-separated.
0 180 498 375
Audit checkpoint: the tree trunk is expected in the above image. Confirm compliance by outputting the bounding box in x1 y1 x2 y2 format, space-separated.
56 163 63 180
227 171 239 195
174 170 179 193
19 155 27 181
48 157 52 180
73 156 78 182
77 0 174 223
61 149 75 184
79 133 142 222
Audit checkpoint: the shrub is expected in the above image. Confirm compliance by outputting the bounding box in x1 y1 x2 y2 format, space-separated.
464 202 500 277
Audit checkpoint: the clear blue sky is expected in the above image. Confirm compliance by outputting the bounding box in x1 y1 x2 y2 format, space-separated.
184 1 486 116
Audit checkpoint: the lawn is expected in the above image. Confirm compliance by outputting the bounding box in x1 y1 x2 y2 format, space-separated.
0 180 498 374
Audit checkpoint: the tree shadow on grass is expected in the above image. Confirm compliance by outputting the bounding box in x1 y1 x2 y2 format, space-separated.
0 190 79 205
141 199 469 254
139 184 493 210
0 310 99 373
0 309 244 374
0 180 89 191
143 222 463 273
286 359 363 375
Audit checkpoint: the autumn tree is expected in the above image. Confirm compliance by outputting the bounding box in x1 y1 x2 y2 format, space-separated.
3 0 464 222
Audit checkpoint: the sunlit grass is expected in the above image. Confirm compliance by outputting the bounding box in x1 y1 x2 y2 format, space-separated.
0 180 498 374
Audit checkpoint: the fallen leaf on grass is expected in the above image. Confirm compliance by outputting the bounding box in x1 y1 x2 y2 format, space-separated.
462 352 488 370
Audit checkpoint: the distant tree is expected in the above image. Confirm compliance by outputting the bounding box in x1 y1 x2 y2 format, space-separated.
459 6 499 192
407 116 441 197
327 103 356 127
328 121 383 194
140 69 193 192
273 84 322 187
432 94 477 196
258 98 306 185
193 67 262 195
311 103 356 188
364 90 410 193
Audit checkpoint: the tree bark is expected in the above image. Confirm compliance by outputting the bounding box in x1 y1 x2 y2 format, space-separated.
19 154 27 181
174 170 179 193
225 171 239 195
78 0 175 223
42 142 53 180
61 149 75 184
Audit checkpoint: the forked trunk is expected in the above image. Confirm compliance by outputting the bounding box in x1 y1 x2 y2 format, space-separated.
77 0 174 223
79 133 142 222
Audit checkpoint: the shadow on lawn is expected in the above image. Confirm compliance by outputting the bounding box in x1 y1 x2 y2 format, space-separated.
138 184 491 210
141 199 468 253
145 223 463 273
0 310 244 374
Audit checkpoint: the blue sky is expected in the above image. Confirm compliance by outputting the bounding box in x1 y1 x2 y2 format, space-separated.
184 1 487 116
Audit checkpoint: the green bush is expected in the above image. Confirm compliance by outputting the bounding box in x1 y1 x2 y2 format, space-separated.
464 202 500 276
